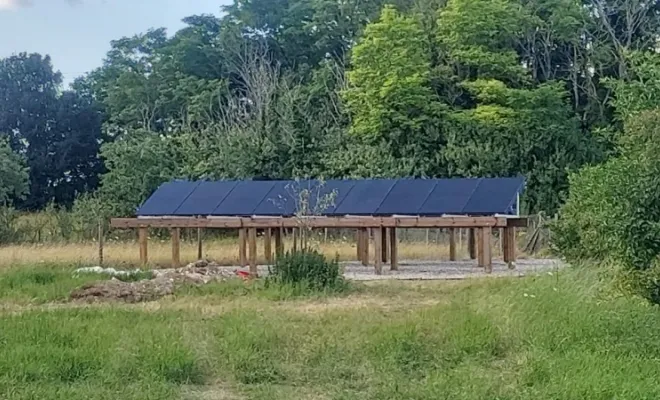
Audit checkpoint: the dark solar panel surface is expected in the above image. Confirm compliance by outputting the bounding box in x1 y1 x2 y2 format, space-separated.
463 177 524 215
213 181 276 216
174 181 238 216
253 181 298 216
376 179 436 215
334 179 397 215
137 181 199 216
418 178 480 215
136 177 524 217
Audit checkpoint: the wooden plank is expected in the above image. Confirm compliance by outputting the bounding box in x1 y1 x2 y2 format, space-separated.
373 227 383 275
390 228 398 271
248 227 257 276
238 228 247 267
264 228 273 263
111 216 513 230
171 228 181 268
505 217 529 228
468 228 476 260
449 228 456 261
274 227 284 258
197 227 203 260
356 229 362 261
361 228 369 266
381 227 388 263
138 227 148 266
480 227 493 273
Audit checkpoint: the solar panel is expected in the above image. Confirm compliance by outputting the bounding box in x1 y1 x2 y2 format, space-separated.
137 181 200 216
318 180 357 215
334 179 397 215
376 179 437 215
173 181 238 216
419 178 480 216
253 180 298 216
213 181 276 216
462 177 524 215
136 177 524 217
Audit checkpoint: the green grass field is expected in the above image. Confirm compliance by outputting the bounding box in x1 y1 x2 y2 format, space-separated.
1 264 659 399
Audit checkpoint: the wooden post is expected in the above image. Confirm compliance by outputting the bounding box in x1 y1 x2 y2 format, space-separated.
478 227 493 273
449 228 456 261
239 228 247 267
138 227 148 266
171 228 181 268
356 229 362 261
249 227 258 276
275 227 284 258
373 227 383 275
503 227 516 269
381 227 388 263
264 228 273 263
468 228 477 260
197 227 203 260
98 219 104 267
361 228 370 266
390 228 398 271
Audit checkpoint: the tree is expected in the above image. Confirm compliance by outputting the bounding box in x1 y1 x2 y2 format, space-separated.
0 139 28 205
0 53 104 209
343 5 445 177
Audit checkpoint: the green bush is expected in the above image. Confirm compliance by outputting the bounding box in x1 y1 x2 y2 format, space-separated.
269 249 345 292
553 109 660 303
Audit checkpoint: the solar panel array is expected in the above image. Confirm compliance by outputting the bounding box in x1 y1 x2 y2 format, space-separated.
136 178 525 217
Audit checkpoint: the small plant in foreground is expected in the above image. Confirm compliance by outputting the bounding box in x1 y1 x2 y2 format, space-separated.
269 249 345 292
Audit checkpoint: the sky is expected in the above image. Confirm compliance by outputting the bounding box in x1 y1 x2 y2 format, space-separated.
0 0 233 86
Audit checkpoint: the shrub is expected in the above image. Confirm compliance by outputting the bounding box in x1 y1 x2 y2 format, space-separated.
269 249 345 292
553 109 660 303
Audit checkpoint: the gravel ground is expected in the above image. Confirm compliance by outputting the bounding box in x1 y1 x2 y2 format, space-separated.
230 258 564 281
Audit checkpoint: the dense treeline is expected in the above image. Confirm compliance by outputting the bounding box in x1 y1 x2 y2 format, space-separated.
0 0 659 220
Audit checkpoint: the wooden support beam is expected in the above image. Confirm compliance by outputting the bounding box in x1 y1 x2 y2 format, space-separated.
248 227 258 276
238 228 247 267
274 227 284 258
361 228 370 266
390 228 398 271
478 227 493 273
356 229 362 261
171 227 181 268
138 227 148 266
373 227 383 275
503 227 516 269
111 216 523 230
197 227 203 260
468 228 476 260
381 227 388 263
264 228 273 263
449 228 456 261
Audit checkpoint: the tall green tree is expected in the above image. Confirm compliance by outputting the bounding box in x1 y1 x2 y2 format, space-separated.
0 53 104 209
344 5 445 177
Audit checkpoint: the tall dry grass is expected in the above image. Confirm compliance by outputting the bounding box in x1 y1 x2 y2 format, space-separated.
0 236 523 269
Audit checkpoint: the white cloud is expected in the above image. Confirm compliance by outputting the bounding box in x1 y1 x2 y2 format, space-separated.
0 0 82 10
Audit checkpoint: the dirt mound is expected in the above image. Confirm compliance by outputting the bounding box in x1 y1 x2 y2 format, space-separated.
70 260 244 303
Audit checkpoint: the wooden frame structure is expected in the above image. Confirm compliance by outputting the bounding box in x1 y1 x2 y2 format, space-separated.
111 216 527 276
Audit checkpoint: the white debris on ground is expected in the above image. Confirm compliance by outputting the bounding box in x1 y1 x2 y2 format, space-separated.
73 266 143 278
70 260 245 303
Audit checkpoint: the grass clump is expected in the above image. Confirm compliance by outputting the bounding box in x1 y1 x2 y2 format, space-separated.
268 249 347 293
